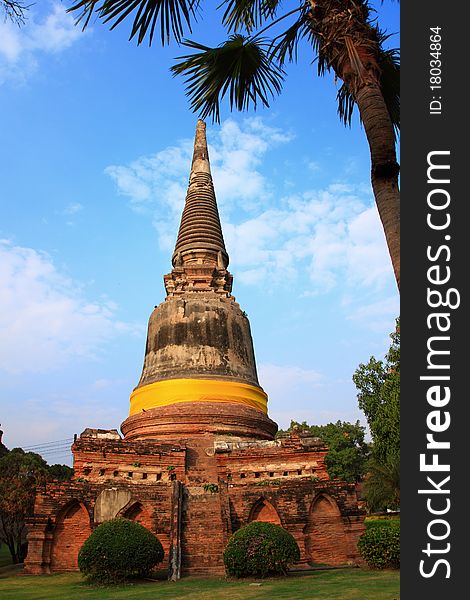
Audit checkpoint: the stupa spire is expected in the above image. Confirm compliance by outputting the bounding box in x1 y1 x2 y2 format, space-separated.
172 120 228 270
165 120 232 296
190 118 212 175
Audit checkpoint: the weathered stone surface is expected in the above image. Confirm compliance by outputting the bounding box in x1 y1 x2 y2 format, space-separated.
94 488 132 523
171 120 229 272
80 428 121 440
137 295 259 387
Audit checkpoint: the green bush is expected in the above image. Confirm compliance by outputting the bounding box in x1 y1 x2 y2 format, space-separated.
223 521 300 578
365 516 400 529
358 519 400 569
78 518 164 583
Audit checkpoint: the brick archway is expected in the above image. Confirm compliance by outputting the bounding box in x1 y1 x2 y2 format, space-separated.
119 501 154 531
50 501 92 571
303 494 348 566
249 498 281 525
119 501 169 567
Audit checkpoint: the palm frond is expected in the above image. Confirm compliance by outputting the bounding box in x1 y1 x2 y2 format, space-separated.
67 0 198 46
336 82 356 127
303 0 375 77
218 0 280 33
171 34 285 122
269 11 311 66
67 0 99 30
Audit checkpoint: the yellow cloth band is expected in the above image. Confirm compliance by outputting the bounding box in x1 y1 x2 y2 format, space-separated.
129 378 268 416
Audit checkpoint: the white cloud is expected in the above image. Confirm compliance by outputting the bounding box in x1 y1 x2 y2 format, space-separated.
258 363 323 429
105 117 293 248
0 240 140 374
345 295 399 334
62 202 83 215
224 187 392 292
0 22 22 62
258 363 365 430
105 117 395 296
259 363 323 391
27 5 84 54
1 379 130 464
0 3 85 84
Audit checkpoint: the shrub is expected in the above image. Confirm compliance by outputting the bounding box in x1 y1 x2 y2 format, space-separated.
358 519 400 569
223 521 300 578
78 518 164 583
365 516 400 529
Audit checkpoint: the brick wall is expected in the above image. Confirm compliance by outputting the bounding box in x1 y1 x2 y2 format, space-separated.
50 501 92 571
25 431 365 576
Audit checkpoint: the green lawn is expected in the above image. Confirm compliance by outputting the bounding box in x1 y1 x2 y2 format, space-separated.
0 568 399 599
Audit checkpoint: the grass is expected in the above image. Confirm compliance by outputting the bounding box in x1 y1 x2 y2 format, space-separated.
0 568 399 599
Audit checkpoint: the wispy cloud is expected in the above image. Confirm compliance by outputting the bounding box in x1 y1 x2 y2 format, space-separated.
2 377 131 462
258 363 323 430
223 184 393 294
258 363 365 430
105 117 294 243
0 3 86 85
62 202 83 216
345 294 399 334
105 117 395 299
259 363 323 391
0 240 141 374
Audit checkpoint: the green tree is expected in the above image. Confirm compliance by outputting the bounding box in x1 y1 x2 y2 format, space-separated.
353 318 400 465
48 463 74 481
361 454 400 512
353 318 400 511
280 420 369 482
0 449 49 563
68 0 400 289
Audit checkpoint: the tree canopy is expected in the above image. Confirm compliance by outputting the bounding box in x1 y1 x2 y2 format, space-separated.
47 463 74 481
353 318 400 465
0 449 49 563
279 419 369 482
353 318 400 511
0 447 74 563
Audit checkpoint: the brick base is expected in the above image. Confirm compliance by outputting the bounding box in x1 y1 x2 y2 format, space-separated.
25 430 365 576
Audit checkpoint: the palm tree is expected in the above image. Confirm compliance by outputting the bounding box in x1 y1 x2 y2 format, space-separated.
362 454 400 512
68 0 400 288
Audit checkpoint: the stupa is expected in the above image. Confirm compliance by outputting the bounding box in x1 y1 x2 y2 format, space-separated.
25 121 365 577
122 120 276 443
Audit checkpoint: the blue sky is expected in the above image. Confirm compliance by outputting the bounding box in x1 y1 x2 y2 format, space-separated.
0 1 400 465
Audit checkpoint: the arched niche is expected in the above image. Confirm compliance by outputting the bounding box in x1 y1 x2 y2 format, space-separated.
119 501 154 531
118 501 168 567
50 500 92 571
248 498 281 525
303 494 347 566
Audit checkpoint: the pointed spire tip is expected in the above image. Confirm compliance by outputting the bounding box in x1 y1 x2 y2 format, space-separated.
191 118 210 175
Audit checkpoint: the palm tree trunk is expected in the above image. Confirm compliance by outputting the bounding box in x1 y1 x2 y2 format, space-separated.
354 81 400 289
306 0 401 290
